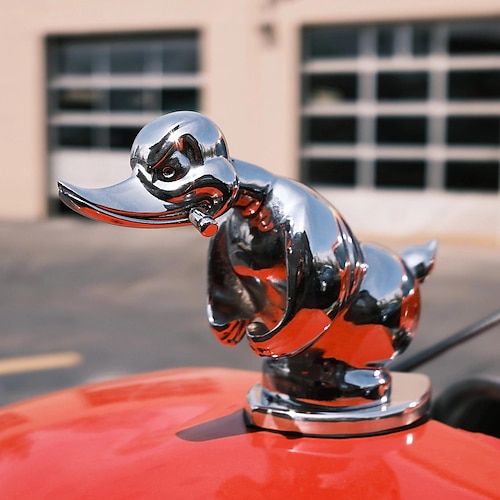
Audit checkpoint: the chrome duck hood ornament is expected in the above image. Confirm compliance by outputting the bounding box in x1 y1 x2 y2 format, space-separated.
59 111 437 436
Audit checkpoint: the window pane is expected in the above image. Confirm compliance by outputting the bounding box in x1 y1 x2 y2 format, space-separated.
447 116 500 146
163 38 198 73
303 27 359 59
109 89 144 112
445 161 499 191
377 27 395 57
57 126 92 148
448 70 500 100
377 72 428 100
303 159 356 186
304 74 357 103
376 117 427 144
142 90 159 111
413 27 431 56
305 117 357 143
55 89 103 111
448 24 500 55
161 88 199 112
56 42 93 74
110 44 146 73
375 160 426 188
109 127 142 150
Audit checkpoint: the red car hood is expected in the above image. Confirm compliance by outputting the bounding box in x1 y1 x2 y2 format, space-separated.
1 367 499 499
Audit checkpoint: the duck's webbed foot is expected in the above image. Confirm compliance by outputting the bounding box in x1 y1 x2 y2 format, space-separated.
209 318 250 346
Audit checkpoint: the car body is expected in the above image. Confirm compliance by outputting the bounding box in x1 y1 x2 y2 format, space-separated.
2 367 500 499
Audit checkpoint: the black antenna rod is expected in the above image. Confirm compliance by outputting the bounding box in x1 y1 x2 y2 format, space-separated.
391 309 500 373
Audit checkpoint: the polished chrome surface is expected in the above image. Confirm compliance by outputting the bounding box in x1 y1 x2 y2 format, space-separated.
248 372 431 437
59 111 437 435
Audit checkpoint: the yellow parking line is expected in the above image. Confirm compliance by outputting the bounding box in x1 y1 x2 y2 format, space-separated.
0 352 83 375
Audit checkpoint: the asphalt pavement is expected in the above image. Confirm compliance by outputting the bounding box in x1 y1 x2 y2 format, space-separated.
0 216 499 406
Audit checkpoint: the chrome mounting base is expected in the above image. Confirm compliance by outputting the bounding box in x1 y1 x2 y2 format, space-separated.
246 372 431 437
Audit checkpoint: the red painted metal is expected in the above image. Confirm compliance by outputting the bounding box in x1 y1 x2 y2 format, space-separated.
1 368 499 498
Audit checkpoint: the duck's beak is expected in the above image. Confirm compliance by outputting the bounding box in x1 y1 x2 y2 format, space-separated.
58 176 193 228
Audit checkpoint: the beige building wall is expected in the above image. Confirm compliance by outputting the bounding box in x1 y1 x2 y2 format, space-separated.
1 0 499 242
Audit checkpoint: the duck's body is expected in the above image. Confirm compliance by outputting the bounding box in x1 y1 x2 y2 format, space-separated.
59 111 436 407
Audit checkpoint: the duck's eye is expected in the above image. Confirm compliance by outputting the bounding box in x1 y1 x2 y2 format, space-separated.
153 153 188 182
160 165 177 180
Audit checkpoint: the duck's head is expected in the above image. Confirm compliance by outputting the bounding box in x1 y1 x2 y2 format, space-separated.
58 111 238 236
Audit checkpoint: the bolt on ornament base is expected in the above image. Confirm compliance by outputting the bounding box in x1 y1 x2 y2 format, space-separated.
58 111 438 437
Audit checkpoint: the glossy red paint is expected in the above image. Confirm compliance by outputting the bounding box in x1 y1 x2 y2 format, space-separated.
1 368 499 499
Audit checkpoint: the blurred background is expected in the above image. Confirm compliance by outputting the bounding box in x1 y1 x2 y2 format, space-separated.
0 0 499 406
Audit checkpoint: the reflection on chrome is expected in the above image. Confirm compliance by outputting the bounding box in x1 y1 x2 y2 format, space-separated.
59 111 437 436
